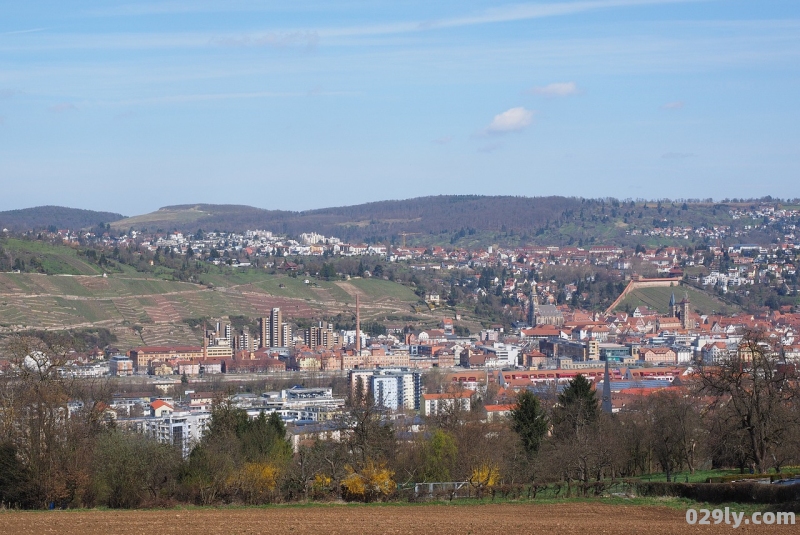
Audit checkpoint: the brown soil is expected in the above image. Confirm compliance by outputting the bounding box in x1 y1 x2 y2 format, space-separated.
0 502 794 535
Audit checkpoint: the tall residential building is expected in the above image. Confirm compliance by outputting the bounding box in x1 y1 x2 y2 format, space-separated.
348 368 422 411
282 322 293 349
304 322 337 350
236 331 251 351
260 308 287 348
271 308 283 348
260 317 268 349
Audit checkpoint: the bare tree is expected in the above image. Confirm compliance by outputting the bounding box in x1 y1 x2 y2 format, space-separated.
0 333 112 508
639 390 706 481
698 329 800 473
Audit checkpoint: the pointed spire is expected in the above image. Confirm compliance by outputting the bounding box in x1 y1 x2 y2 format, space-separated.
601 358 613 414
669 292 676 307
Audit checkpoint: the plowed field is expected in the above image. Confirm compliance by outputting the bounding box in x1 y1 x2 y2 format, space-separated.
0 502 794 534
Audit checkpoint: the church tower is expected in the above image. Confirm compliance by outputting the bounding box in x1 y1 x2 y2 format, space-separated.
528 289 538 326
680 293 692 329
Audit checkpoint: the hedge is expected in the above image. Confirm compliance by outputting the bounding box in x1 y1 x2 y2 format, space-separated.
633 481 800 504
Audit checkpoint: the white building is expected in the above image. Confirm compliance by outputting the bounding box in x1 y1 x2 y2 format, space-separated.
349 368 422 411
421 390 473 417
142 411 212 458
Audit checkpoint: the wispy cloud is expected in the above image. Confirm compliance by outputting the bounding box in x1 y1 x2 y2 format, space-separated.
86 1 238 17
85 0 707 22
1 28 45 35
318 0 712 39
49 102 77 113
210 31 319 50
478 142 503 153
485 107 534 134
529 82 579 97
661 101 685 110
432 136 453 145
109 90 357 107
662 152 695 159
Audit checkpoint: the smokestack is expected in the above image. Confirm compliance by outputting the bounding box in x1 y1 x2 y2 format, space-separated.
203 321 208 360
356 294 361 354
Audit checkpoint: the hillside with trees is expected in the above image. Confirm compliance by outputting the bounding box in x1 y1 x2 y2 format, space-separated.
2 196 794 248
0 206 125 232
106 196 797 248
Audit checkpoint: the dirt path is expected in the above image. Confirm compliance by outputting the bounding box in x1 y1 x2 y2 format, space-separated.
0 502 792 535
334 281 366 299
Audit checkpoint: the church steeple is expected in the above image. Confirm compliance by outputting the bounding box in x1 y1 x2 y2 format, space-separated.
528 288 538 326
602 357 613 414
669 292 677 317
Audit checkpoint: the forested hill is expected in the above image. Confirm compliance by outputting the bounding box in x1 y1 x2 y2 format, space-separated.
109 196 583 241
0 206 125 232
108 196 788 247
3 196 790 247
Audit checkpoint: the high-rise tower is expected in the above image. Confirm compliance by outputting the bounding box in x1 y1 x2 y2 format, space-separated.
270 307 283 347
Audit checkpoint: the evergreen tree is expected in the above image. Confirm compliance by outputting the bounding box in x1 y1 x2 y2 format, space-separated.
510 390 548 457
554 374 599 435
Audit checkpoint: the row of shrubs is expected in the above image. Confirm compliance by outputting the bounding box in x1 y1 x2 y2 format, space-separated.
632 480 800 504
406 480 800 505
707 473 798 484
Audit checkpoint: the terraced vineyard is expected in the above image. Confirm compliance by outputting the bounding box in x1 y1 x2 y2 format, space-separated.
0 271 423 350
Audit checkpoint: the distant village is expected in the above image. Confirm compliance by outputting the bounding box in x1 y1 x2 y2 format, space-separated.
41 202 799 295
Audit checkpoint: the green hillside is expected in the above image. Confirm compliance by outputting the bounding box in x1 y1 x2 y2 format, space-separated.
616 283 739 316
0 238 103 275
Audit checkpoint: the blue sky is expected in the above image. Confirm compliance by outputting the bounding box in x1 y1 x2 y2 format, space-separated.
1 1 799 215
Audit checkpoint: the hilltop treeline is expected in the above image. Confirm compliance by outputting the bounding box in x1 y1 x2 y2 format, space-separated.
103 195 799 247
0 206 124 232
3 196 798 247
118 196 581 243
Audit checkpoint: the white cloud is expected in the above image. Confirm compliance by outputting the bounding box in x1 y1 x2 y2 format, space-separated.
661 101 684 110
486 107 534 133
529 82 579 97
